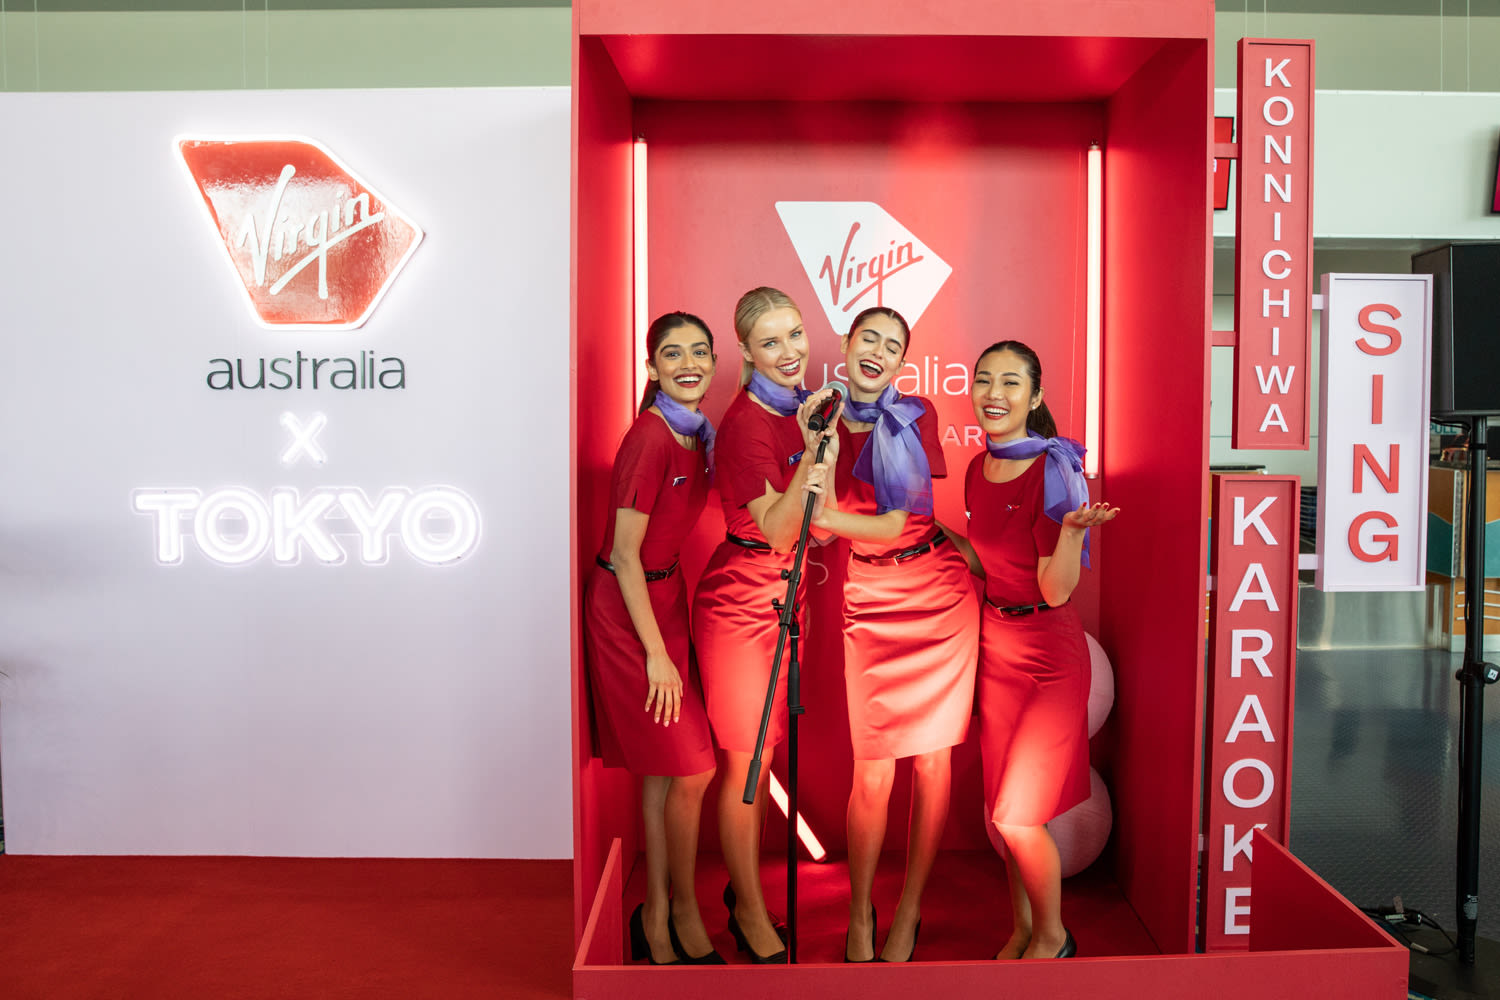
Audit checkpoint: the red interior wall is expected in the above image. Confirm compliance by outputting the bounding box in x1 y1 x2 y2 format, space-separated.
635 100 1102 855
572 28 639 939
1100 38 1214 953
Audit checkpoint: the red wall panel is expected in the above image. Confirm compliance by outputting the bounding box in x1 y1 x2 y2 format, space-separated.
580 0 1214 40
1101 38 1214 953
572 29 639 940
636 99 1100 855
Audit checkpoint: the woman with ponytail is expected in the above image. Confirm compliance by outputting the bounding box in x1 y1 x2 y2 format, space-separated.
798 307 978 963
582 312 724 966
691 287 838 964
945 340 1118 961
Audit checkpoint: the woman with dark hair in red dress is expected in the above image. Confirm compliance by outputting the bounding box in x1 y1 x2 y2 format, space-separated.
583 312 725 966
800 306 978 963
692 287 838 964
946 340 1118 961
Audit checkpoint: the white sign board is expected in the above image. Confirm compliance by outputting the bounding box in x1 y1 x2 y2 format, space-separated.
0 88 572 857
1316 273 1433 592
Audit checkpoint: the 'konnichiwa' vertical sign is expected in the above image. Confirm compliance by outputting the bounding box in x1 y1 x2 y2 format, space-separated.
1233 40 1315 449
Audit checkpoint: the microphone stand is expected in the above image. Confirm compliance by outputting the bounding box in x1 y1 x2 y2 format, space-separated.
1456 416 1499 965
742 430 829 965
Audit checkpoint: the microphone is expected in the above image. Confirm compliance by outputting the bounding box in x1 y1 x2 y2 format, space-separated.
806 381 846 433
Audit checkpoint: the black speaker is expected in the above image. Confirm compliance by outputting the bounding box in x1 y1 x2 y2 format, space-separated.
1413 241 1500 417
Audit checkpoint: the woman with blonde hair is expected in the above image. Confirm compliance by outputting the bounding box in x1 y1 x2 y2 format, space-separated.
692 287 837 964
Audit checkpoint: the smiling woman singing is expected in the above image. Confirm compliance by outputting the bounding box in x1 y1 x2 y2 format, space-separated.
798 306 979 964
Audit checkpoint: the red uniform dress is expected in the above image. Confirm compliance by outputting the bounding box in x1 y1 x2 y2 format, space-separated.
583 413 715 777
965 452 1090 826
834 398 979 760
692 390 809 752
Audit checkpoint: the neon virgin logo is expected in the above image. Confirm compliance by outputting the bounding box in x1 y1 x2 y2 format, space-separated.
776 202 951 334
177 136 423 330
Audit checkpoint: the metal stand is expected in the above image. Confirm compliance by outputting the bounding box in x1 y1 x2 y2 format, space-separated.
742 433 827 964
1457 416 1499 965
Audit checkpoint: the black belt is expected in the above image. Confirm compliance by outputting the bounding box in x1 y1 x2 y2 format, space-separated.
596 553 679 582
851 531 949 567
725 532 773 552
985 596 1061 617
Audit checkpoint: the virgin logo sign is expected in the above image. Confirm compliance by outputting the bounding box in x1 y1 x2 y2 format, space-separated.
177 137 423 330
776 202 951 333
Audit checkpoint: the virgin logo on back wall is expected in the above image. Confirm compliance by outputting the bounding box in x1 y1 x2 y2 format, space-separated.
177 136 423 330
776 201 951 334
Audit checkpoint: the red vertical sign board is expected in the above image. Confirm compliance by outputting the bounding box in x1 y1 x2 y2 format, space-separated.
1214 116 1234 210
1204 475 1300 951
1233 39 1314 449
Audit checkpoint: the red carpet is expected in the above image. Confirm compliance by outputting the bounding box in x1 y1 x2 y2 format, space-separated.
0 855 573 1000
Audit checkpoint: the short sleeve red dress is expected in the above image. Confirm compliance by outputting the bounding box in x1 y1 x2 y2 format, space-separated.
582 412 715 777
834 397 979 760
691 389 809 752
964 451 1090 826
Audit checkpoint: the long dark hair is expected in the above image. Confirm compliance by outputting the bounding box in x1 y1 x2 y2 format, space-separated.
639 311 715 414
973 339 1058 438
846 306 911 357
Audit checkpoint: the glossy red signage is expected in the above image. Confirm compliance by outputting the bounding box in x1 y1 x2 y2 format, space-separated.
1204 475 1300 951
178 137 423 330
1233 40 1314 449
1214 116 1234 211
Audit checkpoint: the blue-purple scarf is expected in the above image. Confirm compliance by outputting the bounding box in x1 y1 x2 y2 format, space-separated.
747 370 810 416
986 430 1091 567
654 392 716 483
844 386 933 516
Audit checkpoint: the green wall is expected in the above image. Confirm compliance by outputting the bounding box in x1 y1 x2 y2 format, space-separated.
3 5 1498 92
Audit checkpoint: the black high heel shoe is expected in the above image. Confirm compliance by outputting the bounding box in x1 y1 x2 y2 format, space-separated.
628 904 681 965
1054 928 1077 959
877 917 921 962
667 914 727 965
727 911 787 964
722 882 788 934
844 903 877 963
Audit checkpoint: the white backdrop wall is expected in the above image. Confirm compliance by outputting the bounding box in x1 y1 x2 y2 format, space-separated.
0 87 572 857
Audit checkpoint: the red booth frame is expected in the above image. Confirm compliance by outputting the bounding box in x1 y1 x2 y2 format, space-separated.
568 2 1406 995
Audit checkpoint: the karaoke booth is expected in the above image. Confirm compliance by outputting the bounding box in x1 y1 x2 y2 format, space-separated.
569 1 1406 995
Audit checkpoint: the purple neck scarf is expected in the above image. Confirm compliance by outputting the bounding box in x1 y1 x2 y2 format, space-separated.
746 370 810 416
654 393 715 483
986 430 1091 567
843 386 933 516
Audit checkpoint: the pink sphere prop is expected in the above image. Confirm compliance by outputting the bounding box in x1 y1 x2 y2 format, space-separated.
1085 632 1115 739
983 768 1113 878
1051 767 1113 877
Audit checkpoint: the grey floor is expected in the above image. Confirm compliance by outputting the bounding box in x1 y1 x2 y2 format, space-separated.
1289 647 1500 941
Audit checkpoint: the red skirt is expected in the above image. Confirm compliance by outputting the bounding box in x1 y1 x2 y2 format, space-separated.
692 543 806 753
843 545 979 760
583 566 715 777
977 600 1090 826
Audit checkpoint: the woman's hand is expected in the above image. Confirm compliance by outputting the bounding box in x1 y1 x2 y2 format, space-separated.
803 460 833 525
796 388 842 461
1061 501 1121 531
643 651 684 727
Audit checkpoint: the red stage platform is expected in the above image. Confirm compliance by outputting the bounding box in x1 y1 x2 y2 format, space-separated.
568 1 1409 995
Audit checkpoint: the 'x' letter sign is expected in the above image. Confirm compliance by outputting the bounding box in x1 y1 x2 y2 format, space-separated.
280 412 329 466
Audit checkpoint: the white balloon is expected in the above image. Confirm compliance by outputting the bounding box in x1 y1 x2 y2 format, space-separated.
1085 632 1116 739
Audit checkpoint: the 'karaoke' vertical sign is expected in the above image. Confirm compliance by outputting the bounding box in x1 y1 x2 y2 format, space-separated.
1204 475 1300 951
